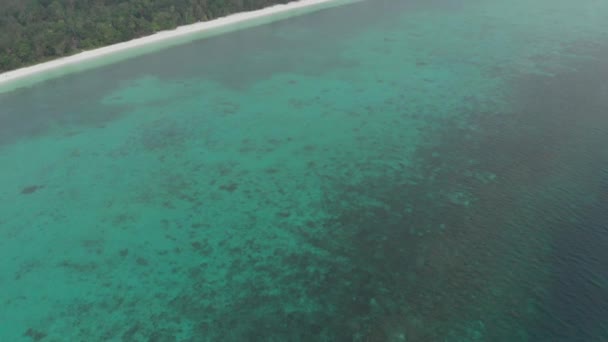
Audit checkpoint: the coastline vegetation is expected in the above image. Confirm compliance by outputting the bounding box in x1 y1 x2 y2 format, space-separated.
0 0 291 72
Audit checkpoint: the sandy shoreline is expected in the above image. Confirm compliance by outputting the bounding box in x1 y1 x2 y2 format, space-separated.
0 0 348 92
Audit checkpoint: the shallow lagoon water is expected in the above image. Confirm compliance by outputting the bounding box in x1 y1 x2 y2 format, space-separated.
1 0 607 340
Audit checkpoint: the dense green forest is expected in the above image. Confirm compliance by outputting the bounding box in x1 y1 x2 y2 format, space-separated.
0 0 291 72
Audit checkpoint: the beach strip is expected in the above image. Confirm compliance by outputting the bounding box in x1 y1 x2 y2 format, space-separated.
0 0 352 92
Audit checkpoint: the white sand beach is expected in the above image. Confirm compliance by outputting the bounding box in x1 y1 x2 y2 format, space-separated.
0 0 349 92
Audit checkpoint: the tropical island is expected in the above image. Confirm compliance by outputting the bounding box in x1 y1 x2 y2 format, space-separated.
0 0 295 73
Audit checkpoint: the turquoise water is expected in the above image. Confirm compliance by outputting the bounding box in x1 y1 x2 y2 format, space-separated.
1 0 608 340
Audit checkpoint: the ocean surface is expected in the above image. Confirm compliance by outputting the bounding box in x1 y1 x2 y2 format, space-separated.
1 0 607 340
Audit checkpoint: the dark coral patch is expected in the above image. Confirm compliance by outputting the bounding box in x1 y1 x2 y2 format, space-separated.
219 183 238 192
277 211 291 218
136 257 149 266
24 328 47 341
20 185 45 195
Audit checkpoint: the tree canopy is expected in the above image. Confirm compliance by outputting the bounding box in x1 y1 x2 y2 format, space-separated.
0 0 290 72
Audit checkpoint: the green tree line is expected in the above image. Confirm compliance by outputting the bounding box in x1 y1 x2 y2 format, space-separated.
0 0 290 72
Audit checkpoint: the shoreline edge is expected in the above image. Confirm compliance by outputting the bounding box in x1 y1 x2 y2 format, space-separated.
0 0 352 93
